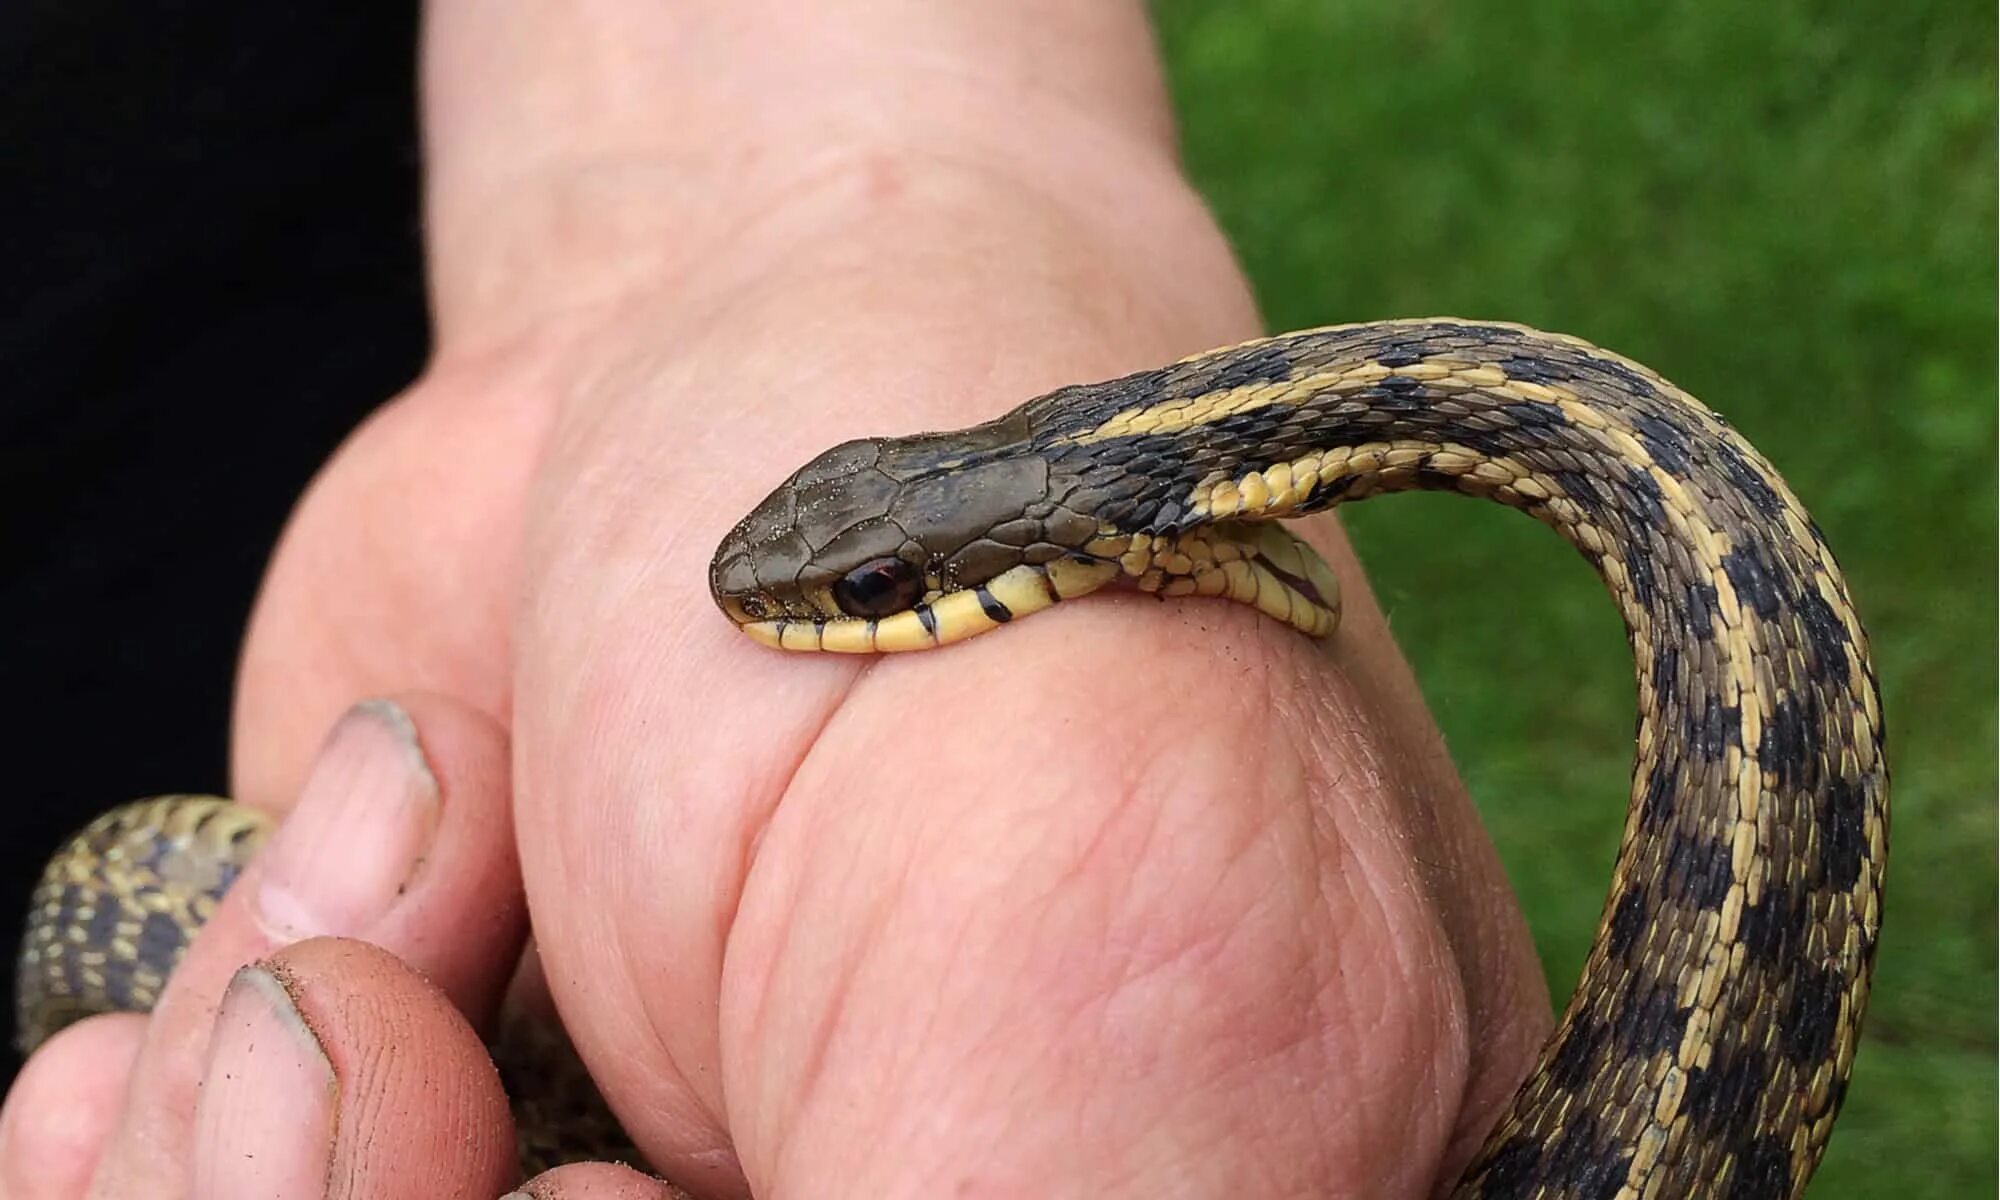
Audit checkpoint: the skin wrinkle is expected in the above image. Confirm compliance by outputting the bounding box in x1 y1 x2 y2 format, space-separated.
1170 654 1420 1190
528 614 822 1164
1277 607 1537 1187
1047 754 1395 1198
726 677 992 1192
1246 621 1480 1186
1313 831 1457 1198
429 64 1200 361
1213 649 1470 1198
795 2 1174 150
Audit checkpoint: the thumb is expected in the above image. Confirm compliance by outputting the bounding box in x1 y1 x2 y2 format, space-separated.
192 938 514 1199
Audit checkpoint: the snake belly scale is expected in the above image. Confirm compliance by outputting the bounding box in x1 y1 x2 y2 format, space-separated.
20 319 1885 1198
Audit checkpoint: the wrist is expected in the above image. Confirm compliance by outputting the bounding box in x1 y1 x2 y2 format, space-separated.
422 2 1233 362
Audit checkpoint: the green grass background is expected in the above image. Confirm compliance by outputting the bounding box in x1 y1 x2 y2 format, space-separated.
1151 1 1996 1194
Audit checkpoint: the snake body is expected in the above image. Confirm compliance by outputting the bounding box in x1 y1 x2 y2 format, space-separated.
21 319 1884 1197
709 319 1887 1198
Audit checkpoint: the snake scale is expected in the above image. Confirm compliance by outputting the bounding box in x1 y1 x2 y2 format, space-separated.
21 319 1885 1198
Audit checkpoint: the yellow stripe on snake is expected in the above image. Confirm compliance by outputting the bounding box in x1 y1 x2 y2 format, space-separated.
21 319 1886 1198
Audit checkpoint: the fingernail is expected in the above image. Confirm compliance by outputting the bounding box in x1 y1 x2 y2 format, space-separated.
254 699 439 942
192 966 336 1199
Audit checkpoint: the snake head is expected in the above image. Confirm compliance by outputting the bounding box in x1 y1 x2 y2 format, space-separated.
709 418 1115 652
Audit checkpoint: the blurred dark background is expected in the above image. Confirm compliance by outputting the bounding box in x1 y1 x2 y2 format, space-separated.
2 4 429 1079
3 2 1993 1193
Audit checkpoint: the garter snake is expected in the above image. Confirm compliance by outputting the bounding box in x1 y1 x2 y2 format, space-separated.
708 319 1888 1198
18 319 1884 1198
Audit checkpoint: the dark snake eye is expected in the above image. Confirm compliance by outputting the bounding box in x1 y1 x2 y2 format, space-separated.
738 594 770 620
833 556 925 618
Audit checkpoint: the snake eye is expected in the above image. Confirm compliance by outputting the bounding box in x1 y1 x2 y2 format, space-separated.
738 594 770 620
833 556 925 618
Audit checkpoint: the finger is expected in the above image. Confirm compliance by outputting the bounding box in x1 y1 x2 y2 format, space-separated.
0 1015 146 1200
510 1162 688 1200
191 938 514 1199
88 694 525 1198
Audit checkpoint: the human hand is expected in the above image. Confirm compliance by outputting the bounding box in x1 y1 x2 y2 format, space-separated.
221 4 1552 1197
0 696 661 1197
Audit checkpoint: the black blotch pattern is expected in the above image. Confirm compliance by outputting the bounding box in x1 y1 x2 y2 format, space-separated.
1682 1041 1772 1136
1666 833 1736 911
1757 692 1817 790
1441 418 1536 460
1364 376 1426 415
1536 1114 1629 1200
137 909 186 974
1628 411 1695 475
1503 398 1569 428
1206 407 1290 443
1621 974 1692 1057
1500 354 1570 384
1781 964 1844 1066
1624 466 1667 527
1794 584 1853 674
1712 438 1787 518
1724 1134 1795 1200
1816 775 1868 892
1736 886 1802 968
1548 1011 1610 1092
1475 1135 1543 1195
1687 700 1742 761
1201 343 1293 391
1650 639 1681 694
1146 499 1185 533
1608 884 1650 957
1373 343 1424 368
1684 579 1720 631
1459 321 1518 345
1721 545 1787 619
84 899 122 955
1585 356 1669 406
1639 765 1677 829
1548 467 1604 508
88 903 133 1008
1623 544 1659 609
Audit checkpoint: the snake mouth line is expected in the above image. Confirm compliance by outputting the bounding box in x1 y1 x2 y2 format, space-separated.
739 559 1118 653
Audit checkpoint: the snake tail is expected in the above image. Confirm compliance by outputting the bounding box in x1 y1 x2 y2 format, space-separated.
15 793 643 1179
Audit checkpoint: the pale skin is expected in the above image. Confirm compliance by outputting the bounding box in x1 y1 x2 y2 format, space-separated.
0 4 1554 1198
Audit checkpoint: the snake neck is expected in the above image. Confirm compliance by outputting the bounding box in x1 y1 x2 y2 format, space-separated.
1037 320 1887 1199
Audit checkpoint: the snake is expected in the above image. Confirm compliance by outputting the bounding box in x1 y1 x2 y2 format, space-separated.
19 319 1884 1198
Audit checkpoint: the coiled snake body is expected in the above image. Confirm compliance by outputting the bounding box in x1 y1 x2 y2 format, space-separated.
22 320 1885 1197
